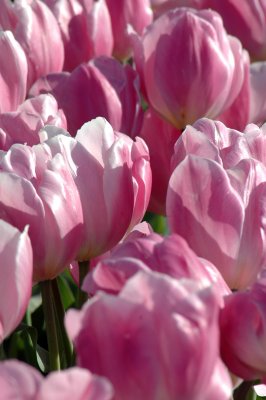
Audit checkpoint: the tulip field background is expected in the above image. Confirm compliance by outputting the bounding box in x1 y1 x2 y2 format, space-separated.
3 0 266 399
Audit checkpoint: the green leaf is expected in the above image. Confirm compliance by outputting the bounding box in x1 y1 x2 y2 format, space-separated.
57 274 75 309
144 212 168 235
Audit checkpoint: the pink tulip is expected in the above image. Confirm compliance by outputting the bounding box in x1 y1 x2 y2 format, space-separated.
0 220 33 342
167 118 266 289
105 0 152 60
42 0 113 71
0 0 64 89
0 31 28 113
139 108 181 214
0 143 83 281
132 7 246 129
0 94 67 150
220 273 266 380
0 360 113 399
39 117 151 261
29 56 143 137
83 232 230 304
66 270 232 400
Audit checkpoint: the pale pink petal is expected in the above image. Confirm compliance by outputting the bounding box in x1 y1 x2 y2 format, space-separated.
0 31 27 112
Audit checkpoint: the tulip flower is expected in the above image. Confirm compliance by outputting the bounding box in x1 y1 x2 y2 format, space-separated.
220 273 266 381
0 0 64 89
83 232 230 304
0 360 113 399
0 94 67 150
38 117 151 261
0 31 28 113
105 0 152 60
66 270 232 400
167 118 266 289
132 7 246 129
0 143 83 281
30 56 143 137
42 0 113 71
0 220 33 342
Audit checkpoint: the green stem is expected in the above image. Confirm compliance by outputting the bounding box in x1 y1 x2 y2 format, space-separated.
40 280 60 371
0 343 5 360
246 388 257 400
25 307 32 326
234 381 257 400
51 278 73 367
76 260 90 309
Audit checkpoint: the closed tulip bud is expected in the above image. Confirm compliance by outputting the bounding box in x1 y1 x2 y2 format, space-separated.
133 7 246 129
0 220 33 342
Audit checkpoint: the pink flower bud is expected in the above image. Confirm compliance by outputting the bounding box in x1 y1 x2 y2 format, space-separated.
133 8 246 129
